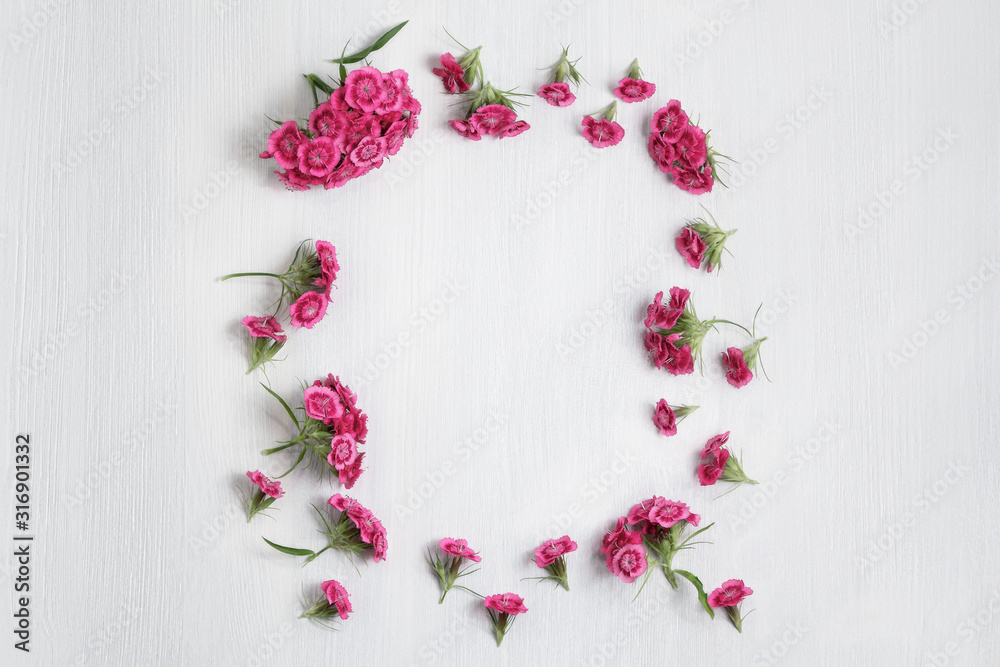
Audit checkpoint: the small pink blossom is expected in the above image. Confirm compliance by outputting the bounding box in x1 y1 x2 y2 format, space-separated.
297 137 340 178
266 121 306 170
448 119 482 141
614 77 656 102
723 347 753 388
648 133 677 172
308 103 350 140
344 66 386 113
303 384 345 423
708 579 754 608
246 470 284 498
534 535 578 568
371 526 388 562
537 82 576 107
471 104 517 136
676 227 707 269
663 333 695 376
581 116 624 148
241 315 286 342
440 537 482 563
275 168 320 191
289 291 329 329
321 580 352 619
328 493 355 513
647 498 698 529
600 517 643 568
670 163 715 195
610 543 648 583
653 399 677 436
432 53 470 94
315 240 339 290
484 593 528 615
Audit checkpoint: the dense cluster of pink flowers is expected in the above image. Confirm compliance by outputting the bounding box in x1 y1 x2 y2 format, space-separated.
260 65 420 191
697 432 757 488
436 38 530 141
259 373 368 487
648 99 727 195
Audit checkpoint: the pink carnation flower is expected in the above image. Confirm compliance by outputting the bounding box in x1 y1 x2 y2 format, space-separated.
449 119 482 141
498 120 530 139
344 66 386 113
246 470 284 498
614 77 656 102
670 163 715 195
534 535 578 568
303 384 345 423
644 290 684 330
701 432 731 459
653 399 677 436
297 137 340 178
321 580 352 620
651 100 689 142
289 291 328 329
328 433 359 471
647 498 699 529
440 537 482 563
723 347 753 388
471 104 517 136
663 334 695 376
677 125 709 168
537 82 576 107
676 227 707 269
432 53 470 94
266 121 306 170
484 593 527 615
314 240 339 290
708 579 753 608
644 330 670 369
308 103 350 140
610 543 648 583
349 135 388 168
648 133 677 173
241 315 286 342
338 452 364 489
698 448 731 486
581 116 624 148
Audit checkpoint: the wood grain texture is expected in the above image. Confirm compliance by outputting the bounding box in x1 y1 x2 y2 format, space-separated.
3 0 998 665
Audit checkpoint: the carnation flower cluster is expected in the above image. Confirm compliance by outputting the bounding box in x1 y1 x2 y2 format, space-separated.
648 99 730 195
643 286 767 382
260 374 369 487
435 34 531 141
259 23 419 190
601 498 752 631
697 432 757 489
224 239 340 374
264 493 388 565
676 210 738 274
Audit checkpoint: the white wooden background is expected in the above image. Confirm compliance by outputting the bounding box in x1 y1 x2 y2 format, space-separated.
3 0 999 665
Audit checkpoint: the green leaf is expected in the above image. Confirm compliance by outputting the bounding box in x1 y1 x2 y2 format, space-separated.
674 569 715 618
263 537 314 557
328 21 408 64
260 383 299 429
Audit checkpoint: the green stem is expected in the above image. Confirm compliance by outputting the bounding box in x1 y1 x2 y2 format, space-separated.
221 272 284 281
707 318 754 338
